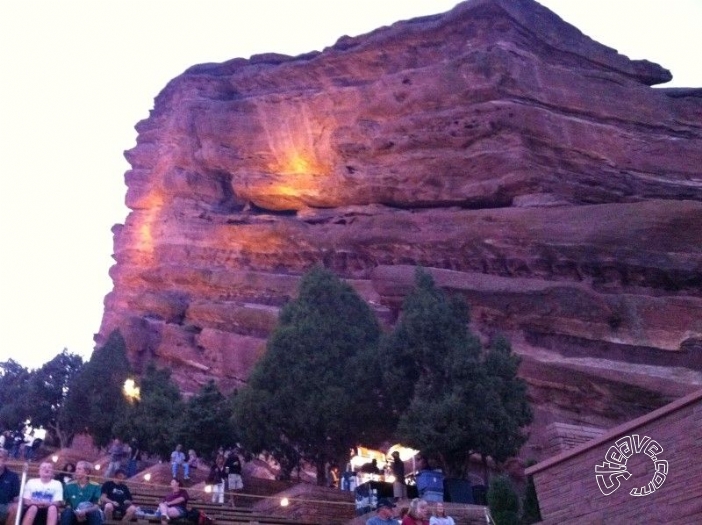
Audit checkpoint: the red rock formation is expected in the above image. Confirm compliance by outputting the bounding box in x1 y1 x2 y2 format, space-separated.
99 0 702 459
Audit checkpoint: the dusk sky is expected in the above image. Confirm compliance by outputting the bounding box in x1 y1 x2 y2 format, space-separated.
1 1 700 369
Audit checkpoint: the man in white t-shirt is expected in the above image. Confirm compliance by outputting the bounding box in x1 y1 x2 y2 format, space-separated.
21 462 63 525
170 444 189 480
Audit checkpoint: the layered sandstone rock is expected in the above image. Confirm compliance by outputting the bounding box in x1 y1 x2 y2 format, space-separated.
99 0 702 459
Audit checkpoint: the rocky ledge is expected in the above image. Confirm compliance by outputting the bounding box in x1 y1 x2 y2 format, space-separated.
99 0 702 460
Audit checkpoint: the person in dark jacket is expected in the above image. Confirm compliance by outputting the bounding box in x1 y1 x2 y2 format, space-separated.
0 449 21 525
206 455 227 504
390 451 407 500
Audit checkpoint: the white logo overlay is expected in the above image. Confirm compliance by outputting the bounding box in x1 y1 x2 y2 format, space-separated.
595 434 668 497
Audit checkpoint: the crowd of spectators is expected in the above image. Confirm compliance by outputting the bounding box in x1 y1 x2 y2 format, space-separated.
1 426 47 462
365 497 454 525
0 437 250 525
0 435 451 525
0 459 187 525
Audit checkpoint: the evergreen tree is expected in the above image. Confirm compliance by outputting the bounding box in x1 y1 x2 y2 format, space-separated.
26 350 84 448
487 475 520 525
176 380 235 460
232 266 383 484
477 335 532 465
232 387 300 479
60 330 131 447
383 268 485 477
0 359 30 429
381 268 532 477
113 364 184 460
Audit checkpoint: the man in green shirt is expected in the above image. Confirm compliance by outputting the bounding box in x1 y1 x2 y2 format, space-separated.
60 461 102 525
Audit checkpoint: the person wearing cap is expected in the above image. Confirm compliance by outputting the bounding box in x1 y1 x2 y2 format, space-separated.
0 448 21 525
100 469 137 522
366 498 399 525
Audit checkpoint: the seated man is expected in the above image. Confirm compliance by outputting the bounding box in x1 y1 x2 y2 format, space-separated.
60 461 102 525
0 449 21 525
100 469 137 522
21 462 63 525
170 445 189 481
366 498 398 525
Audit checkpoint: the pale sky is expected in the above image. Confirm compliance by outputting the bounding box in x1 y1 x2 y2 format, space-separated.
1 1 700 370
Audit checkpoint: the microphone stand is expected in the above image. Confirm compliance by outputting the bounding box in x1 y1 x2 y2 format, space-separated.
14 462 29 525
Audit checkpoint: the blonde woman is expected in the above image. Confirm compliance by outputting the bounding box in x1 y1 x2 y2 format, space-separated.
429 502 455 525
401 498 429 525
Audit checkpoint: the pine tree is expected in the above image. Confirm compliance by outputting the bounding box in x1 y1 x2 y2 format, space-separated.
232 266 383 484
381 268 532 478
26 349 84 448
113 364 184 459
477 335 532 466
60 330 131 447
0 359 31 429
176 380 235 459
488 475 520 525
383 268 485 477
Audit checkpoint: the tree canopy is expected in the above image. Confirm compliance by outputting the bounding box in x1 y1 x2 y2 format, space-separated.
381 268 532 477
0 352 83 447
232 266 384 483
14 266 532 483
60 330 131 447
476 335 532 465
175 380 236 461
114 363 184 459
0 359 31 429
26 350 84 448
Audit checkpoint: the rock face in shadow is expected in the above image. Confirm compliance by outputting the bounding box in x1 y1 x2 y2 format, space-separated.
99 0 702 459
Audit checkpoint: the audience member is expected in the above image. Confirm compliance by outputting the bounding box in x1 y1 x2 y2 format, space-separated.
21 462 63 525
100 469 137 522
206 455 227 504
10 430 24 460
401 498 429 525
104 439 126 479
56 463 76 486
340 467 358 491
390 451 406 500
156 479 188 522
187 450 199 471
326 464 340 489
224 450 243 493
126 439 141 479
429 502 454 525
366 498 399 525
170 445 189 481
60 461 102 525
0 449 20 525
